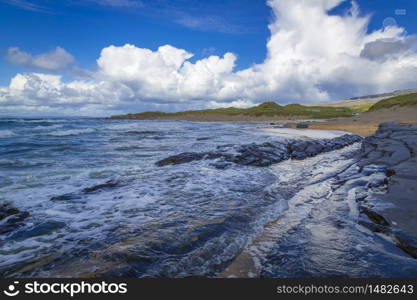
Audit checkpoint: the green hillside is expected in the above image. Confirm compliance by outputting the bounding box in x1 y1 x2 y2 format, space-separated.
369 92 417 111
111 102 355 119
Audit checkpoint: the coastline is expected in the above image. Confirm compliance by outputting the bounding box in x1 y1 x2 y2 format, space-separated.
2 118 417 277
221 122 417 277
308 107 417 136
109 106 417 137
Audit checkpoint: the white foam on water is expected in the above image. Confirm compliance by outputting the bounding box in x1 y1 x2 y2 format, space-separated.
0 130 16 138
105 123 142 131
221 143 362 277
19 119 71 123
33 124 63 130
261 128 350 139
41 128 95 136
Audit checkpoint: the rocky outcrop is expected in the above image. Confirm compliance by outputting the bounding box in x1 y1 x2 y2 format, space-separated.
50 179 124 201
289 134 361 159
156 134 362 168
82 179 123 194
0 202 20 221
355 122 417 258
0 202 30 235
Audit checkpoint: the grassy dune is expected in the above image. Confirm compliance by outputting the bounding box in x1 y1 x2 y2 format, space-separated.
110 91 417 121
348 103 375 112
369 92 417 111
111 102 355 120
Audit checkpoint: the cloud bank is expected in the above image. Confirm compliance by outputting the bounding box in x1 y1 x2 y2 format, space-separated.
2 0 417 116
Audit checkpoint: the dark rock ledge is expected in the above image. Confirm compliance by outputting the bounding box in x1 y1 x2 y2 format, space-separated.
355 122 417 258
50 179 124 202
0 202 30 235
156 134 362 168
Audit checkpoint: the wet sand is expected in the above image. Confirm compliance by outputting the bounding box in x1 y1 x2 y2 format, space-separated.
308 123 379 136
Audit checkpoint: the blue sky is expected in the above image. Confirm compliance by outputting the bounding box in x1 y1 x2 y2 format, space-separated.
1 0 417 116
0 0 272 84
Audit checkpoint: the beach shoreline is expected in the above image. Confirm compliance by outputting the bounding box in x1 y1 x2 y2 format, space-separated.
306 107 417 136
269 106 417 137
109 106 417 137
1 118 417 277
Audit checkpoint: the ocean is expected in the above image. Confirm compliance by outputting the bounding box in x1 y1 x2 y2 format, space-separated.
1 118 417 277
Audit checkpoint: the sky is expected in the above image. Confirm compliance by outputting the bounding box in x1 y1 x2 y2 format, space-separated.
1 0 417 116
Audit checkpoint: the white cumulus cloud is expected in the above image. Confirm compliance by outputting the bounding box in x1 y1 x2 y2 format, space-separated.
95 44 237 102
2 0 417 116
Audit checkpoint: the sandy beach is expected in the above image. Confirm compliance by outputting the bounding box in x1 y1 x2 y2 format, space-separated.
308 107 417 136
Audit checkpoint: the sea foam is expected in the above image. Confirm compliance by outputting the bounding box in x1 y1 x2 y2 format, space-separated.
0 130 15 138
42 128 95 136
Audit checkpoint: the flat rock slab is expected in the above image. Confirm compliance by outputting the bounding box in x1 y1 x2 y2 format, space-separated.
359 123 417 236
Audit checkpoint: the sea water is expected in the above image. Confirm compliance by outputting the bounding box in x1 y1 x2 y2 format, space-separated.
1 118 416 277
